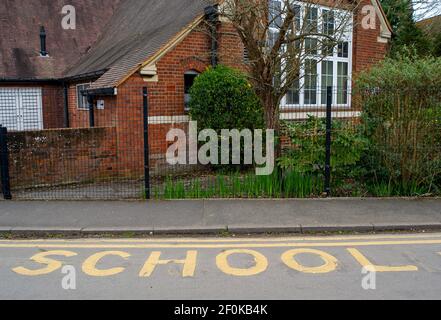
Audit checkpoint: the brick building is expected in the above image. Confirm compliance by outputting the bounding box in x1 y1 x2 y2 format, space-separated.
0 0 392 178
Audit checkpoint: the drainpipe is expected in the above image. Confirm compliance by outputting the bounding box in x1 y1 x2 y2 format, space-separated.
88 95 95 128
204 5 219 67
63 83 70 128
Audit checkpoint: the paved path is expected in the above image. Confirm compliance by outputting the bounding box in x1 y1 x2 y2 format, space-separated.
0 199 440 235
0 233 441 300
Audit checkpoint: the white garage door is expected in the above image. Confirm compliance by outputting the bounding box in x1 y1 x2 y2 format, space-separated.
0 88 43 131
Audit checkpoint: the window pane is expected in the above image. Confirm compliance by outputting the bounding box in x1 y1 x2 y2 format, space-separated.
305 38 318 55
291 4 301 31
184 74 197 94
267 30 279 49
286 78 300 105
322 40 335 56
304 59 317 105
273 59 282 88
305 7 318 33
321 61 333 104
77 84 90 109
269 0 282 28
337 62 348 104
338 42 349 58
184 72 198 110
323 10 335 35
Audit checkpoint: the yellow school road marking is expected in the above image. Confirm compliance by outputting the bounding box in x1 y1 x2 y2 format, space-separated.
347 248 418 272
282 249 338 274
82 251 131 277
139 251 198 278
1 239 441 249
13 251 78 276
2 233 441 244
216 250 268 276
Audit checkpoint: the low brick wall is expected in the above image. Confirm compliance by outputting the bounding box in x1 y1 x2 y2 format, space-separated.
7 127 118 189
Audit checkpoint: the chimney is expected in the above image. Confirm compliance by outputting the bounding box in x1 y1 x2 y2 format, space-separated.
40 26 48 56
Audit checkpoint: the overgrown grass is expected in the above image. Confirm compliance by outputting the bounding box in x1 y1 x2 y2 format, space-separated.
148 173 439 199
367 180 436 197
151 170 324 200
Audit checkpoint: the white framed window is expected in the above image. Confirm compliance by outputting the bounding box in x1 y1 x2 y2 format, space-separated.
76 83 91 110
269 1 353 109
184 70 199 111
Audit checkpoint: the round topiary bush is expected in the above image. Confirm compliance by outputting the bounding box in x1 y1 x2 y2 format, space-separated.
189 65 264 131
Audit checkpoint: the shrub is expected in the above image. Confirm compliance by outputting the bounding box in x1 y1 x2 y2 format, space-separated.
189 65 264 170
189 65 264 132
278 116 368 182
356 55 441 194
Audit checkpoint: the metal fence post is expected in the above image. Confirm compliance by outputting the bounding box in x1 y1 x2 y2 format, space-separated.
143 87 151 200
324 86 332 197
0 125 12 200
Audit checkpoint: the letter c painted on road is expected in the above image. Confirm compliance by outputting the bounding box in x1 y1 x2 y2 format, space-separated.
82 251 131 277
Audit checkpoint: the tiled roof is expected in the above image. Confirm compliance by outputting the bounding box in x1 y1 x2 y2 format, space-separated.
417 14 441 36
0 0 122 80
66 0 213 89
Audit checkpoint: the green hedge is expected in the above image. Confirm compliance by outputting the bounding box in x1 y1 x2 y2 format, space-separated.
356 55 441 194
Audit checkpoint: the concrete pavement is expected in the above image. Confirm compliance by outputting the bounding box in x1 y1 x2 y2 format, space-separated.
0 198 440 236
1 233 441 299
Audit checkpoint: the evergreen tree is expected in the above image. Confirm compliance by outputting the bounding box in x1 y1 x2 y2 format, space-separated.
380 0 431 56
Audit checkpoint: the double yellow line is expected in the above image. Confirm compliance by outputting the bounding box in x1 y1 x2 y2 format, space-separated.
0 234 441 249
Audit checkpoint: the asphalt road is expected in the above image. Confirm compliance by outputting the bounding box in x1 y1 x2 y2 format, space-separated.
1 233 441 300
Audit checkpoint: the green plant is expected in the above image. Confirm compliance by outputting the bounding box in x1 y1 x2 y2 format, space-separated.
379 0 432 57
367 180 432 197
433 32 441 57
356 55 441 194
278 116 368 183
189 65 264 170
151 169 324 200
189 65 264 132
285 170 325 198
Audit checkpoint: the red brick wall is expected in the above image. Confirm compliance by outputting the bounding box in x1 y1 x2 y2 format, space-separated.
7 127 118 189
352 0 390 76
123 27 211 116
66 82 89 128
64 26 212 175
218 22 248 72
41 85 65 129
66 81 119 129
106 26 212 174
